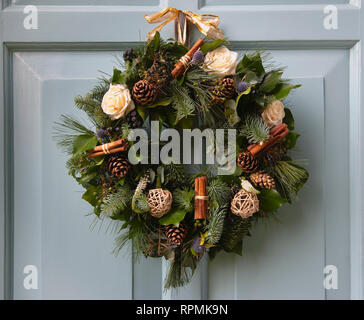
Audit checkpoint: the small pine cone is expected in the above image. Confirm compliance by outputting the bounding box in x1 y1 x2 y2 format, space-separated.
126 110 142 129
132 80 158 105
107 155 130 178
237 152 259 174
145 57 170 89
165 223 187 246
211 77 236 103
263 143 287 166
250 170 276 189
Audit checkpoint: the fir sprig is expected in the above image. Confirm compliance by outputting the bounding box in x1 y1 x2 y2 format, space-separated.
173 187 194 212
208 179 230 208
101 185 133 217
205 206 227 245
240 115 269 144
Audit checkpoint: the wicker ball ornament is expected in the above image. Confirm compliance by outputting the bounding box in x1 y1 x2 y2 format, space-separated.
231 189 259 219
147 188 172 218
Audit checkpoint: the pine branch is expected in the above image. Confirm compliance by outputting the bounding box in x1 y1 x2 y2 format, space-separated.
208 178 230 208
273 161 309 195
173 187 194 212
101 185 133 217
53 115 94 154
163 162 185 187
221 216 252 253
171 84 195 123
164 252 195 290
240 114 269 144
205 206 227 245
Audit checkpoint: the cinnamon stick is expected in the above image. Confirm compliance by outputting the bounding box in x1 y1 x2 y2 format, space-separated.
172 38 204 79
248 123 289 156
87 138 129 158
194 176 209 220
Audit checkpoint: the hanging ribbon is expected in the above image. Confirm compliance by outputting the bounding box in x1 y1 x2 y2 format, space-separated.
144 7 224 44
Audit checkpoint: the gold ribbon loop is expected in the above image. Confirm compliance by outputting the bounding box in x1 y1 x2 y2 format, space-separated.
144 7 224 44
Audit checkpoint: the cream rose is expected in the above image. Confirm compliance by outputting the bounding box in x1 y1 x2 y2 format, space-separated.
204 46 238 76
101 84 135 120
261 100 285 128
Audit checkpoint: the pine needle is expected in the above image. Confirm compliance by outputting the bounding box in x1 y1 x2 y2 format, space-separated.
205 206 227 245
101 185 133 217
240 114 269 144
173 187 194 212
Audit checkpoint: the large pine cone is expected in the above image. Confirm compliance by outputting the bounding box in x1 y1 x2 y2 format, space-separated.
165 223 187 246
132 80 158 105
107 155 130 178
145 56 170 89
250 170 276 189
263 143 287 166
237 152 259 174
211 77 236 103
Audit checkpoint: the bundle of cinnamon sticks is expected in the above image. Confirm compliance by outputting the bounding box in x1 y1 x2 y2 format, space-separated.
194 176 209 220
87 138 129 158
171 38 204 79
247 123 289 157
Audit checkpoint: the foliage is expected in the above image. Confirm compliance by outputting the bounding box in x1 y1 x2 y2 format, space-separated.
205 206 227 245
240 114 269 144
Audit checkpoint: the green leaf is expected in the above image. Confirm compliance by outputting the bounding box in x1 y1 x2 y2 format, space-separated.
272 83 301 100
283 108 295 131
235 87 251 106
82 186 99 207
159 208 187 226
236 52 265 77
136 105 148 121
200 39 225 54
176 116 194 129
110 67 126 84
149 31 161 51
73 134 97 155
77 170 98 183
260 72 283 93
259 189 287 212
146 98 172 109
285 132 300 149
230 240 243 256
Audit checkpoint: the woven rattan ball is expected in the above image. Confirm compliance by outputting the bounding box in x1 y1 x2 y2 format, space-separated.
147 188 173 218
231 189 259 219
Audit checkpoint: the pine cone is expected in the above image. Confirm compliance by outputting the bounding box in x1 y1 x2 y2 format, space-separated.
263 143 287 166
250 170 276 189
126 110 142 129
132 80 158 105
107 155 130 178
165 223 187 246
211 77 236 103
237 152 259 174
145 55 170 89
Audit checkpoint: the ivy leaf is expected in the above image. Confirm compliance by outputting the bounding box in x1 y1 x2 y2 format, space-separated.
110 67 126 84
283 108 295 130
260 72 283 93
149 31 161 51
136 105 148 121
82 186 99 207
259 189 287 212
73 135 97 155
159 208 187 226
272 83 301 100
200 39 225 54
285 132 300 149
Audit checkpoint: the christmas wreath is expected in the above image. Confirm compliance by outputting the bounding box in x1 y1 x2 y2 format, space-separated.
54 8 308 289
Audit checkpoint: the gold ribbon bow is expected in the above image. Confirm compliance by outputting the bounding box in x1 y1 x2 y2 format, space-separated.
144 7 224 45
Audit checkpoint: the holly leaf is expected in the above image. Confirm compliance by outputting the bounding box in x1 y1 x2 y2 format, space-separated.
200 39 225 54
272 83 301 100
259 189 287 212
159 208 186 226
283 108 295 130
110 67 126 84
285 132 300 149
73 134 97 155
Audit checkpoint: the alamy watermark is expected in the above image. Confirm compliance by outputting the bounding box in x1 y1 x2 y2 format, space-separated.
23 265 38 290
323 5 338 30
323 265 338 290
23 5 38 30
127 121 236 175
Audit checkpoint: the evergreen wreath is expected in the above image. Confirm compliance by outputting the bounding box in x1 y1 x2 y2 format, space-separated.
54 12 308 289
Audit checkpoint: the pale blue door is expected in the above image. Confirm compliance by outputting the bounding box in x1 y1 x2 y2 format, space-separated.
1 0 364 300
